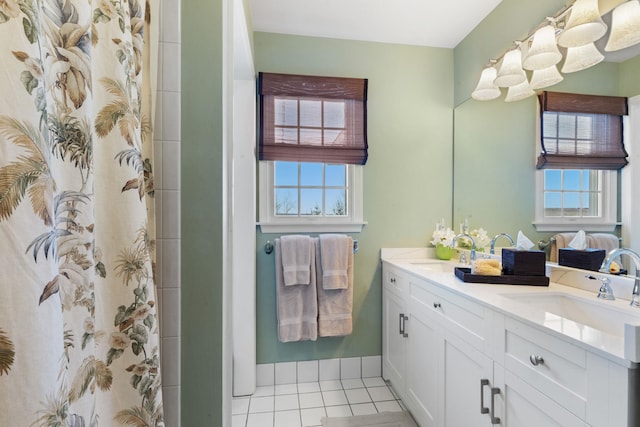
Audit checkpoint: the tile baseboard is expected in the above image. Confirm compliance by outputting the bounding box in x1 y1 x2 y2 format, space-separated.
256 355 382 387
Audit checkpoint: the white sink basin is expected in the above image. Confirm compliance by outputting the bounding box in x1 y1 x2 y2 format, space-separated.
409 260 456 273
502 292 639 338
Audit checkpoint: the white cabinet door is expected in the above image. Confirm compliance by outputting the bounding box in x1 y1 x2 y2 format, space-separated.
382 287 407 398
494 366 587 427
405 297 441 427
442 331 495 427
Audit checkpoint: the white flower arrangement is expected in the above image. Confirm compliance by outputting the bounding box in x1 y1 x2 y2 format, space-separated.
431 227 457 247
458 227 490 249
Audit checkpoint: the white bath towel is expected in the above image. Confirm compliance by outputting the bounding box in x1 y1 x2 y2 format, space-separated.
316 238 353 337
275 238 318 342
319 234 352 290
281 234 312 286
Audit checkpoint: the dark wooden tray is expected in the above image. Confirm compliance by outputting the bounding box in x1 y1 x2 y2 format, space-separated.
454 267 549 286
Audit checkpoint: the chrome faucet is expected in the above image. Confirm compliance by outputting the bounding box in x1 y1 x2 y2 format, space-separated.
490 233 515 255
451 233 476 265
599 247 640 307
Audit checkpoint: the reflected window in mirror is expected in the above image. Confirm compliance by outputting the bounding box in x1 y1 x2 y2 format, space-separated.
534 92 627 232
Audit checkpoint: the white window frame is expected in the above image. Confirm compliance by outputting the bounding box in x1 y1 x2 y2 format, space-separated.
258 161 366 233
533 168 617 232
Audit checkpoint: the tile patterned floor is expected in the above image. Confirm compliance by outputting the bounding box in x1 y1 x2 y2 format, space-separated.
232 377 405 427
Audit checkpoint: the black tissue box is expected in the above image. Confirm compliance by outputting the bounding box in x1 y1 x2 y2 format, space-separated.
502 249 547 276
558 248 606 271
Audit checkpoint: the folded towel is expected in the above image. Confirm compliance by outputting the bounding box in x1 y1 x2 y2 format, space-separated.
316 238 353 337
319 234 352 290
275 238 318 342
280 235 312 286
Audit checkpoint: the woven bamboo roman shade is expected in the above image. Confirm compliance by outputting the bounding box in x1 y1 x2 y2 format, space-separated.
258 72 368 165
536 91 628 170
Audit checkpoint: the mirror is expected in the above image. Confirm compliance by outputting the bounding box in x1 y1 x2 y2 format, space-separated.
453 57 640 253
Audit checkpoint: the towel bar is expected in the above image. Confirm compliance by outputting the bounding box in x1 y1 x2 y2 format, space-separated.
264 238 359 255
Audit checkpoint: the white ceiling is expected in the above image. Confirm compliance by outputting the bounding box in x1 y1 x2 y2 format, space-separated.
249 0 504 48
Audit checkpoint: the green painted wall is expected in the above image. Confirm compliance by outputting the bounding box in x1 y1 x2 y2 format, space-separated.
181 0 223 425
620 55 640 96
253 32 454 363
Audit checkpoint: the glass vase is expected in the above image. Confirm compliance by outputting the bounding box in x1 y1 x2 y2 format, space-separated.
436 243 453 260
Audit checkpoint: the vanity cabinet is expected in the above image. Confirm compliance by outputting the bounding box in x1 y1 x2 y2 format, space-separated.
382 265 409 399
382 263 499 426
381 259 639 427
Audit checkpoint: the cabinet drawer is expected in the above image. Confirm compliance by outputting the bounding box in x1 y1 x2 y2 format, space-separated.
410 281 486 351
384 267 408 296
504 317 587 419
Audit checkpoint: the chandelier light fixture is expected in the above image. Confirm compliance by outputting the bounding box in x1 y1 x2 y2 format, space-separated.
470 0 640 103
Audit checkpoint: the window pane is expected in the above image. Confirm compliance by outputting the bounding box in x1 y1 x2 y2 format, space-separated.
275 162 298 186
324 129 344 145
326 164 346 186
542 112 557 137
300 162 323 186
299 100 322 127
300 189 323 215
544 193 561 216
576 116 593 140
275 188 298 215
300 128 322 145
274 98 298 126
558 114 576 138
324 101 345 128
564 170 580 191
544 170 561 191
563 192 581 214
326 189 347 216
582 170 597 191
583 192 599 216
275 127 298 144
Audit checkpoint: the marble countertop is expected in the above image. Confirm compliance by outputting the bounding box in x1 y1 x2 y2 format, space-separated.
381 248 640 367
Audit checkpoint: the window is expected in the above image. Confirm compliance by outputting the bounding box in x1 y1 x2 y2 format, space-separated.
257 73 367 233
534 92 627 232
259 161 364 233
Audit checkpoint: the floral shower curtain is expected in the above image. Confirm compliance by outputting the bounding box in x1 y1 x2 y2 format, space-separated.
0 0 163 425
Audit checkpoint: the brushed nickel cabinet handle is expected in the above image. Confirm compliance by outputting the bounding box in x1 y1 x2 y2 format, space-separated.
529 355 544 366
480 379 490 415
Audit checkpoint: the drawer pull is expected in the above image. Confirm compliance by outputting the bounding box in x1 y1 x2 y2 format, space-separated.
490 387 501 424
399 313 408 337
390 277 396 284
480 379 490 414
433 302 441 309
529 354 544 366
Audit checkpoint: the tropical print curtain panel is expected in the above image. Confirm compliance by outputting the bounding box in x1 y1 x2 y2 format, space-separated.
0 0 163 425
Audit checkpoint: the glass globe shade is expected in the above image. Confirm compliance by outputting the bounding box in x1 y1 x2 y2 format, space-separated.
557 0 608 47
494 48 527 87
471 67 501 101
505 79 535 103
529 65 564 89
605 0 640 52
561 42 604 73
523 25 563 70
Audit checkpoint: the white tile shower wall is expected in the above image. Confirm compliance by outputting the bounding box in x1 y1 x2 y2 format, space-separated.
257 357 382 387
157 0 181 425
